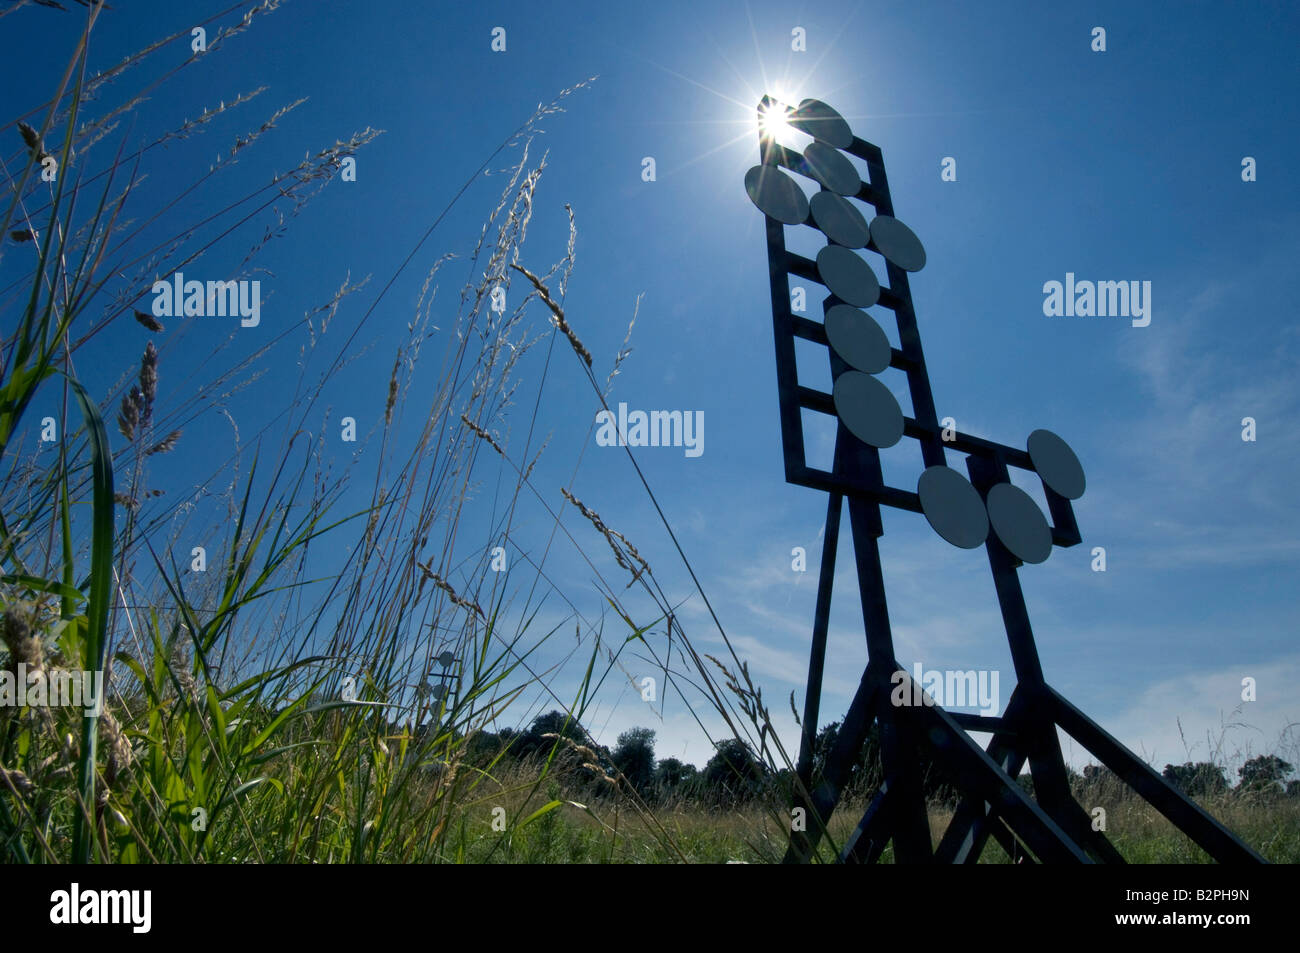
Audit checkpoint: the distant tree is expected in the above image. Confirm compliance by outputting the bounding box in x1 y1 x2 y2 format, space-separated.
917 749 963 806
772 767 796 800
653 757 698 797
1016 772 1035 798
810 721 841 781
512 710 593 762
1080 764 1128 798
811 720 881 797
464 729 504 766
1286 780 1300 799
703 738 768 805
1238 755 1292 795
1012 765 1088 803
810 719 964 804
1162 761 1228 797
611 727 656 793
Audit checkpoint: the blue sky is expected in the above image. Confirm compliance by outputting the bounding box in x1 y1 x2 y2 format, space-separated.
4 0 1298 781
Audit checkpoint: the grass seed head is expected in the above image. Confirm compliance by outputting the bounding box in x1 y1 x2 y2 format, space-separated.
133 309 163 332
1 602 42 670
16 120 41 155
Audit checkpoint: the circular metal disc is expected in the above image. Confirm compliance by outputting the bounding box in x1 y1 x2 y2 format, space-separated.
436 650 455 668
803 142 860 195
816 245 880 307
810 191 871 248
869 215 927 272
918 466 989 549
825 305 890 374
1027 429 1086 500
744 165 808 225
986 483 1052 564
790 99 853 148
430 683 447 700
832 371 903 448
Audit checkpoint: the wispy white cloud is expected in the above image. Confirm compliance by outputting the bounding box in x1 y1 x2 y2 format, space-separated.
1061 654 1300 778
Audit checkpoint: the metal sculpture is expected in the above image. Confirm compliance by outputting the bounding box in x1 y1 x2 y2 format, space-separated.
744 96 1263 864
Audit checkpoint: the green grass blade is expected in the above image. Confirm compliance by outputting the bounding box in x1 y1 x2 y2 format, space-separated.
519 799 564 828
65 374 115 865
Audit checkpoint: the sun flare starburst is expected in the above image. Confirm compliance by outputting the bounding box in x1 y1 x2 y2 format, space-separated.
757 99 788 134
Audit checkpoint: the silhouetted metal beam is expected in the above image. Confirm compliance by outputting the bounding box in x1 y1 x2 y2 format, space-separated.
841 781 893 864
788 489 844 862
1048 687 1265 863
751 98 1261 865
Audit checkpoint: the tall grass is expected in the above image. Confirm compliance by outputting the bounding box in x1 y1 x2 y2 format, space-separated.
0 0 812 867
0 2 675 864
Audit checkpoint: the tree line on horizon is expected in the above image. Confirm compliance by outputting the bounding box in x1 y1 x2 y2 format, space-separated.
445 710 1299 806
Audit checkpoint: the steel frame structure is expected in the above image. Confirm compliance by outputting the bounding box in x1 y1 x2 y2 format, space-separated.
748 96 1263 864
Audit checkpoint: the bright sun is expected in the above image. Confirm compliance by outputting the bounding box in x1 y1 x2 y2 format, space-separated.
758 100 790 137
757 89 803 147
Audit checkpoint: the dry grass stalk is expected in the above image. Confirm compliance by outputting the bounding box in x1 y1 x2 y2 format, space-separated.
416 561 485 618
384 357 399 426
16 120 49 162
459 413 505 457
132 309 163 332
560 487 651 585
540 732 617 785
145 430 181 455
0 767 35 797
117 341 158 440
522 432 551 484
1 602 43 671
509 262 591 368
604 294 639 399
705 653 777 765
